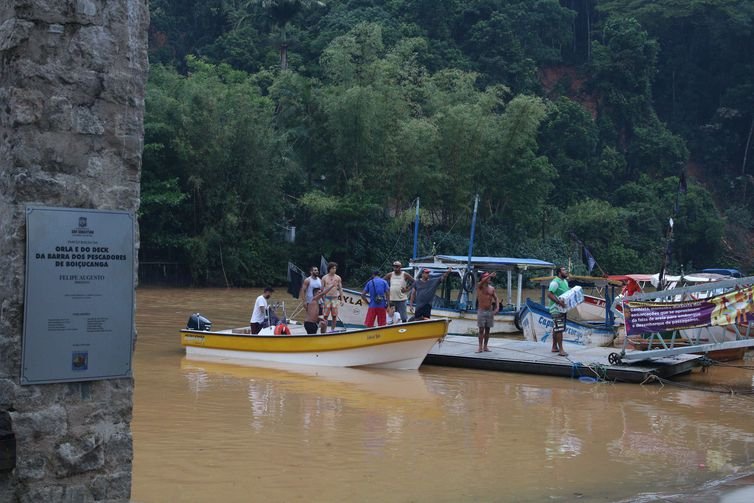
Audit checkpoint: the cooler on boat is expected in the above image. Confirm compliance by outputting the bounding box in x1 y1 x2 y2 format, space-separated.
187 313 212 331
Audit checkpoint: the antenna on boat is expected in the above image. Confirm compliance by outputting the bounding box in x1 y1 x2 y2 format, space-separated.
412 197 420 259
460 194 480 310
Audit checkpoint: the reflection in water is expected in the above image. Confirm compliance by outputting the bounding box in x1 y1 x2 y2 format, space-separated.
131 288 754 502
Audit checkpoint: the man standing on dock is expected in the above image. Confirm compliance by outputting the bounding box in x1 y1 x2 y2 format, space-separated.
547 266 570 356
476 272 499 352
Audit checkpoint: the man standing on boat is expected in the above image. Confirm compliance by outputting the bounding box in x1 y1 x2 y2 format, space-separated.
547 266 570 356
299 266 322 307
250 287 274 334
476 272 499 352
361 270 390 327
384 260 414 322
321 262 344 332
409 268 451 320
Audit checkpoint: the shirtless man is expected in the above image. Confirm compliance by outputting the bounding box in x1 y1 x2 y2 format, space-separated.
321 262 344 332
476 272 499 353
304 284 336 334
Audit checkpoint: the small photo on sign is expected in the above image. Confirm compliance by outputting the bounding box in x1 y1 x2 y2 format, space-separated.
72 351 88 371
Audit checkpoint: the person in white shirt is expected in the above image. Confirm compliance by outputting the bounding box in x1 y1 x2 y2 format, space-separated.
250 287 274 334
386 304 402 325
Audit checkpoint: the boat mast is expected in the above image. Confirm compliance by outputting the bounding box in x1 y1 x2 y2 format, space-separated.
412 197 420 259
461 194 480 309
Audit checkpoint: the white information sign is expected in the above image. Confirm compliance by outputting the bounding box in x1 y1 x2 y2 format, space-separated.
22 206 135 384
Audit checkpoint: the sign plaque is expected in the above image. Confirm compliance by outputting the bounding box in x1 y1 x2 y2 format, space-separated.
22 206 135 384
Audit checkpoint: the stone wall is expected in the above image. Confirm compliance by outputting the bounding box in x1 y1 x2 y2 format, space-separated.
0 1 148 501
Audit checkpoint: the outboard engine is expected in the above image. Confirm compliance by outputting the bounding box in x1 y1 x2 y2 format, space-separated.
187 313 212 331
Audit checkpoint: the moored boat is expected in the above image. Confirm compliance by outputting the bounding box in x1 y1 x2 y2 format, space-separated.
518 298 616 348
335 255 556 335
180 317 450 370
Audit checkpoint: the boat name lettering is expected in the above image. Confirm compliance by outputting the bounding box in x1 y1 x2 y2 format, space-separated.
343 295 363 307
184 335 205 343
367 334 381 340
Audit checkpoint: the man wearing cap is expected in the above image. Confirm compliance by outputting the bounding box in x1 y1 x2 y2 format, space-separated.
476 272 499 352
409 267 451 320
361 270 390 327
250 287 274 334
384 261 414 322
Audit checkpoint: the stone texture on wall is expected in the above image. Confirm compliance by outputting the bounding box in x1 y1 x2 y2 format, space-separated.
0 1 148 501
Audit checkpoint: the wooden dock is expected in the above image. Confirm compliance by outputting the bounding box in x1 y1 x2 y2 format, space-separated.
425 335 701 383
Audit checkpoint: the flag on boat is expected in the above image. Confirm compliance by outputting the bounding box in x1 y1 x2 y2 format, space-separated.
320 255 329 276
582 245 597 274
287 262 305 298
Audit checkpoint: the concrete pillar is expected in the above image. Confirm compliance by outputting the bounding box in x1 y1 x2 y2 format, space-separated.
0 1 149 501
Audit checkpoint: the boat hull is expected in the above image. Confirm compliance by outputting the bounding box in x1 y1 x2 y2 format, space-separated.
181 318 449 370
573 295 608 321
519 299 615 348
340 288 518 334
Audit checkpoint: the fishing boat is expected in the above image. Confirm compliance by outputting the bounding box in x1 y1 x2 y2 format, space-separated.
517 298 616 348
334 255 556 335
607 276 754 365
572 274 654 322
180 315 450 370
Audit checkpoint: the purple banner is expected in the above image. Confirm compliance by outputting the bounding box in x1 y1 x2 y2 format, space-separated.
624 286 754 336
624 300 714 335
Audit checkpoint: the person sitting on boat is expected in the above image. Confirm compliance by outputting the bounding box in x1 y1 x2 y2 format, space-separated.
386 304 402 325
361 270 390 327
547 266 570 357
476 272 499 353
384 260 414 322
299 266 322 308
304 284 336 334
408 267 451 320
321 261 344 333
250 287 274 334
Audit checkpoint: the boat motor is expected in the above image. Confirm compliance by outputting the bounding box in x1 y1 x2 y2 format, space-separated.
187 313 212 331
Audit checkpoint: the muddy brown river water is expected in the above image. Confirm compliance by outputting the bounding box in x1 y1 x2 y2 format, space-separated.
130 287 754 502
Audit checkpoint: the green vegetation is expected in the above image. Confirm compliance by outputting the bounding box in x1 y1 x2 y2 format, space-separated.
142 0 754 286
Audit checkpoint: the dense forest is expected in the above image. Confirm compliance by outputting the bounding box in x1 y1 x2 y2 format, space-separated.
140 0 754 286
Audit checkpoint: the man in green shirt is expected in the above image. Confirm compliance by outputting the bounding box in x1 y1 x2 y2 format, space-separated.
546 266 569 356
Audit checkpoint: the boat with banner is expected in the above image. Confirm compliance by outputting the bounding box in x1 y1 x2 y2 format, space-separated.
606 276 754 365
180 315 450 370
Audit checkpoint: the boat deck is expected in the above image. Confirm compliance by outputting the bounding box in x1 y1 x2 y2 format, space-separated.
425 335 700 383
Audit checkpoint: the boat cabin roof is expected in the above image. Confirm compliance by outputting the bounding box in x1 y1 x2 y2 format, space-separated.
530 275 624 288
608 274 655 283
410 255 555 271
